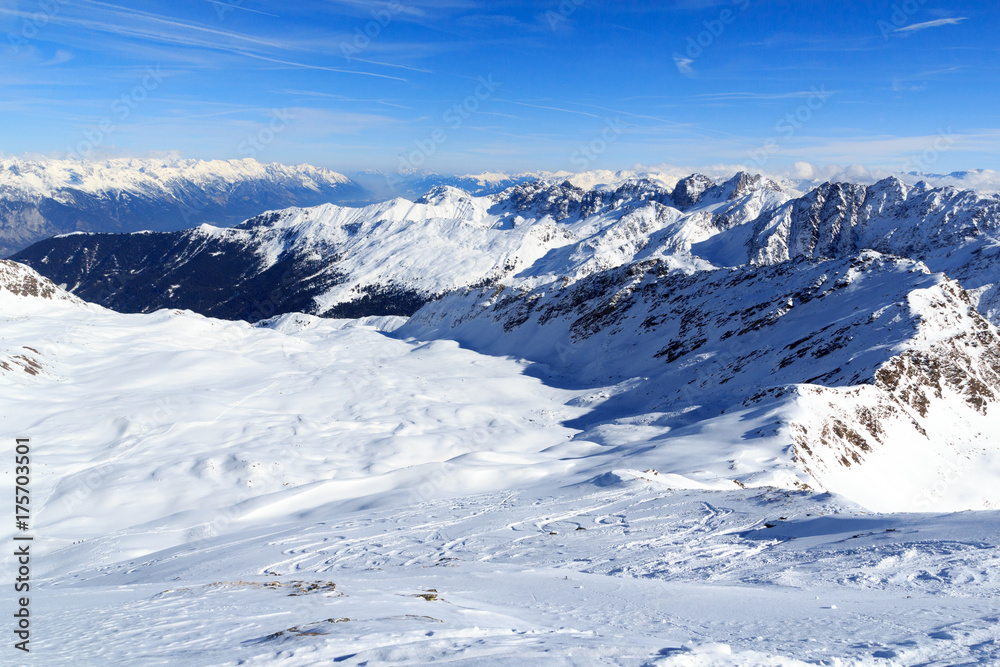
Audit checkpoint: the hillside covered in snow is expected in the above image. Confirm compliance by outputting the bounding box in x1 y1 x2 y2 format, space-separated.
8 168 1000 512
2 258 1000 665
4 161 1000 664
403 251 1000 512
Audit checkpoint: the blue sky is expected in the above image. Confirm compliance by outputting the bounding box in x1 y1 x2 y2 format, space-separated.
1 0 997 175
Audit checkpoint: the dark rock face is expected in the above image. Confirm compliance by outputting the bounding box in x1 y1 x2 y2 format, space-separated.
747 177 1000 265
670 174 715 209
10 231 353 321
496 181 589 221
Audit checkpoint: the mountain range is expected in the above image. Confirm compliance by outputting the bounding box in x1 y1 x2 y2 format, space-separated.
9 173 782 319
14 171 1000 327
0 157 368 256
7 167 1000 511
5 162 1000 663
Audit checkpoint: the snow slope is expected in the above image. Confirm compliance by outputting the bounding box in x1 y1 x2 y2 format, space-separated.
2 263 1000 664
14 477 1000 665
0 304 592 560
402 252 1000 512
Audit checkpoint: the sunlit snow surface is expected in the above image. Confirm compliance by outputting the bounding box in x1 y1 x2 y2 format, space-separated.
26 488 1000 665
2 287 1000 664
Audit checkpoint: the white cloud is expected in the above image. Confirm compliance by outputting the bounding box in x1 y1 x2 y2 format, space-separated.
895 17 968 34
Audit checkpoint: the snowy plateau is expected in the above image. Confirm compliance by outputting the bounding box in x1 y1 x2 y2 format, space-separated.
2 167 1000 665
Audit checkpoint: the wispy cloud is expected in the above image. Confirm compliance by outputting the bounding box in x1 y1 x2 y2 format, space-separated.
339 57 433 75
895 17 968 34
496 100 602 119
891 66 963 93
573 104 693 129
40 49 75 66
892 79 927 93
202 0 279 17
227 49 408 81
277 89 413 110
690 90 836 102
73 0 288 49
0 1 420 82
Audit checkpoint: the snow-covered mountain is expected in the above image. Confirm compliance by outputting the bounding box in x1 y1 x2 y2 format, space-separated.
678 176 1000 324
0 257 85 307
5 164 1000 662
0 157 369 256
355 164 1000 203
0 259 89 379
11 173 787 319
731 177 1000 324
10 169 1000 509
4 251 1000 663
401 251 1000 512
350 166 709 202
4 249 998 516
351 168 540 200
18 170 1000 330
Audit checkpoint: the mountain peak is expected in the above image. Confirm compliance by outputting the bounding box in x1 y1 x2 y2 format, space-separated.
610 178 672 204
711 171 782 201
414 185 473 205
497 180 588 220
670 173 715 209
871 175 907 193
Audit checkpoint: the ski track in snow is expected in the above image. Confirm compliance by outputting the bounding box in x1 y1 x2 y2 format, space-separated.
26 486 1000 666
